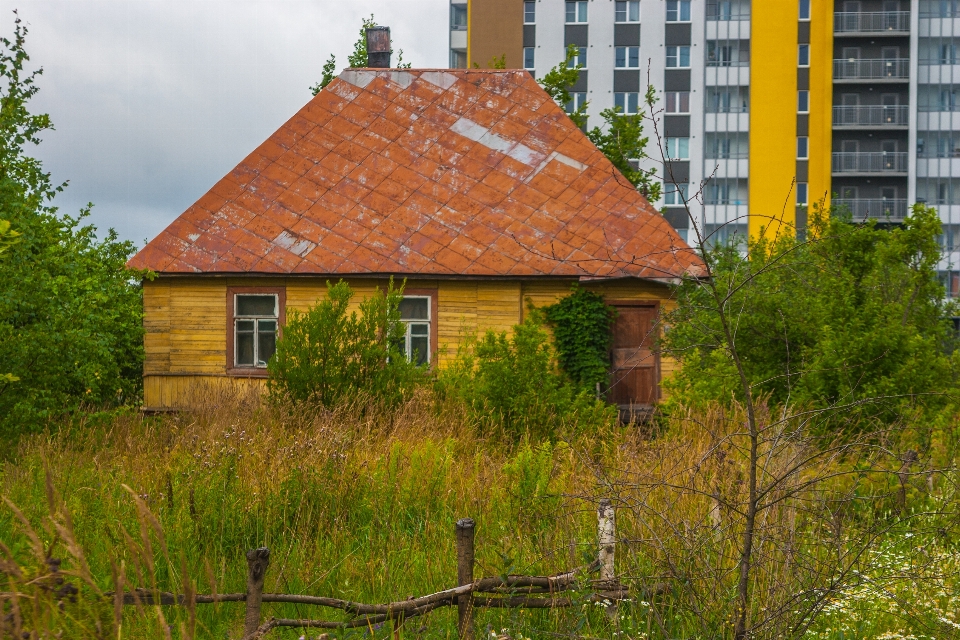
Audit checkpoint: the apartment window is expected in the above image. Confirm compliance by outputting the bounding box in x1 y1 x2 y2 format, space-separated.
232 293 280 369
705 179 746 205
798 90 810 113
615 92 641 114
615 0 641 22
797 136 809 159
451 50 467 69
566 46 587 68
666 46 691 68
665 91 690 113
666 137 690 160
667 0 692 21
615 46 640 68
707 133 748 159
566 91 587 113
664 183 690 205
524 1 536 23
398 297 432 365
708 87 749 112
707 41 747 67
797 182 808 206
524 47 535 69
799 0 811 19
942 44 959 65
566 1 588 23
451 4 467 30
798 44 810 67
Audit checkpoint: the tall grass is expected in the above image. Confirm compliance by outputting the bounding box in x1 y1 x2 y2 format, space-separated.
1 387 958 639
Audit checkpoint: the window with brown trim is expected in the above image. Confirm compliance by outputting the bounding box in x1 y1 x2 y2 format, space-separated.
398 289 438 366
226 287 286 376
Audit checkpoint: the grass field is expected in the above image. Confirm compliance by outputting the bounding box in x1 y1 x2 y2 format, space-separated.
2 386 959 639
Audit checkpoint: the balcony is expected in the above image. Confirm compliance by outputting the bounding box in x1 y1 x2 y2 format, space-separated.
833 198 908 221
706 3 750 21
832 105 909 128
832 151 909 175
833 58 910 81
834 11 911 34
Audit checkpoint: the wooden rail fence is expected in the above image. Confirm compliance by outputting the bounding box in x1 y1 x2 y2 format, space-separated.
111 499 630 639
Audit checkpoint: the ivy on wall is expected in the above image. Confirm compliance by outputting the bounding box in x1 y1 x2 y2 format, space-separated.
543 285 617 394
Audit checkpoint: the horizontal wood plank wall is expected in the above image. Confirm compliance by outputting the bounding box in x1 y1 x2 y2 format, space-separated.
142 277 676 408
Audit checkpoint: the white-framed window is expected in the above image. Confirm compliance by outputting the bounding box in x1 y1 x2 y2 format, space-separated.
797 182 808 206
567 46 587 68
565 91 587 113
615 0 641 22
798 90 810 113
665 137 690 160
398 296 431 365
234 294 279 368
666 91 690 113
667 0 692 21
451 4 467 30
615 92 641 114
666 46 691 68
524 1 536 23
797 136 809 159
664 183 690 205
524 47 535 69
667 45 690 69
798 44 810 67
799 0 811 19
615 46 640 68
566 0 588 23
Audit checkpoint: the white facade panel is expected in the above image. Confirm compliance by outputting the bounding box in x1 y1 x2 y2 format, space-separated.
918 64 960 85
705 66 750 87
705 19 751 41
450 30 467 50
708 158 750 179
916 158 960 178
705 113 751 132
917 112 960 130
702 205 749 226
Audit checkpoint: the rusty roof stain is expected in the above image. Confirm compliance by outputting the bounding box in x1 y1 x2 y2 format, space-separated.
128 69 704 280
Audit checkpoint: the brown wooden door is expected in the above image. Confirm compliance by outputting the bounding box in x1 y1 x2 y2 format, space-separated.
608 304 660 409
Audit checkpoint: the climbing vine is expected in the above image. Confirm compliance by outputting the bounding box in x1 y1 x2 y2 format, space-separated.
543 285 617 394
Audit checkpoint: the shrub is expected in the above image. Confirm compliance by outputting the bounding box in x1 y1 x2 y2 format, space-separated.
437 315 615 439
267 279 426 408
543 285 616 394
662 204 960 421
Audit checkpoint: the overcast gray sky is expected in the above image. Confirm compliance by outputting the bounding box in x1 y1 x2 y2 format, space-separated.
5 1 448 246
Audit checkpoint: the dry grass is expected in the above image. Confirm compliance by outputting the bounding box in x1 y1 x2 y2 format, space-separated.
1 387 957 639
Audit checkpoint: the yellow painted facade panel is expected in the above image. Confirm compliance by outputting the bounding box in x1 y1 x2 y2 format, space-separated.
142 276 676 408
809 0 835 211
749 0 800 241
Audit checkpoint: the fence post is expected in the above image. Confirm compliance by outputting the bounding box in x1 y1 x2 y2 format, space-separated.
598 499 617 620
456 518 476 640
243 547 270 639
598 499 615 581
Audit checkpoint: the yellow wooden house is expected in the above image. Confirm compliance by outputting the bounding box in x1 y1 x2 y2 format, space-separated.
128 69 704 411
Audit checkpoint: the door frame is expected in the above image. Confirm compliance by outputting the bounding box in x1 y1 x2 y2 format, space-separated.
607 299 663 404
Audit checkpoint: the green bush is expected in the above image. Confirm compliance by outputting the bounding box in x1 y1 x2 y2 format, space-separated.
0 17 144 438
543 285 616 394
437 315 615 439
662 204 959 421
267 279 426 407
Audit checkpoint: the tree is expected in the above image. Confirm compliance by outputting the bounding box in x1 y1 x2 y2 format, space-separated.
538 45 660 200
0 14 145 438
310 15 411 95
662 204 957 420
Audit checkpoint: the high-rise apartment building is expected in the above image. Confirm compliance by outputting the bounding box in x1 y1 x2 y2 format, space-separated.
450 0 960 291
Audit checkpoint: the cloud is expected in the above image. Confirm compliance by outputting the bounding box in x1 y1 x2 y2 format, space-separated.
2 0 448 245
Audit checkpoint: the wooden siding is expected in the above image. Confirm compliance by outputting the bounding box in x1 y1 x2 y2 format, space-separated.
142 276 676 408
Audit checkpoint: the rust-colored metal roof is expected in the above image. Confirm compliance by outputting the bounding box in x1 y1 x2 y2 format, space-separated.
129 69 704 280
